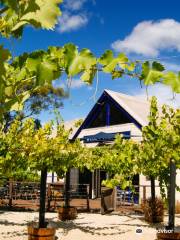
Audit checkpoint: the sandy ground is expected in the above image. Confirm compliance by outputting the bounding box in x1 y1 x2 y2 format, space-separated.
0 211 179 240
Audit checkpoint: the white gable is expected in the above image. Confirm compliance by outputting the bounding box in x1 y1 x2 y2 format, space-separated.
105 89 150 126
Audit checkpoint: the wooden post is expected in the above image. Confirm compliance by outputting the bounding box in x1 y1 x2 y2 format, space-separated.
39 167 47 228
9 181 13 208
51 172 54 183
150 176 156 222
92 171 95 199
97 169 101 198
95 170 98 198
65 170 70 208
86 185 90 211
168 160 176 231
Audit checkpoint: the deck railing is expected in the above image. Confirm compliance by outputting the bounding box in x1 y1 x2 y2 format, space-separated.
0 180 90 210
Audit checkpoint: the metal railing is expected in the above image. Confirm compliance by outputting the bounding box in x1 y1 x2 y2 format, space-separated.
0 180 90 210
116 185 161 206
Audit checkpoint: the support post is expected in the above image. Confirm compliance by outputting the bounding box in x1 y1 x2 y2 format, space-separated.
168 160 176 231
39 167 47 228
92 171 95 199
150 176 156 222
86 185 90 211
9 181 13 208
65 170 70 208
52 172 54 183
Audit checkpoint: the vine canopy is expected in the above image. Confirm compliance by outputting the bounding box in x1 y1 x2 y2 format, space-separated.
0 0 180 121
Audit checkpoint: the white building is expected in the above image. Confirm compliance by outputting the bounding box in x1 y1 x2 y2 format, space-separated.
68 89 180 203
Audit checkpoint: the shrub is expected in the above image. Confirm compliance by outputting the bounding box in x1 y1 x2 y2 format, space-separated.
142 197 164 223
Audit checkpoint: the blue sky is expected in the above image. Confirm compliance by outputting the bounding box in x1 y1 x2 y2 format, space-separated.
5 0 180 122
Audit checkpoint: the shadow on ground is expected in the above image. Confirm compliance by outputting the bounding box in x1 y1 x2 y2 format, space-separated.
0 212 179 239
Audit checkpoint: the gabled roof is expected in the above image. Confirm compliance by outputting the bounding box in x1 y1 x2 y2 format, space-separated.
72 89 151 140
105 89 150 126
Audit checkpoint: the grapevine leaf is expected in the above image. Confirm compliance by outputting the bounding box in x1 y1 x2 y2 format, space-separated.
26 56 42 72
63 43 78 74
69 49 96 76
48 46 64 61
112 70 123 79
103 58 119 73
4 86 13 97
152 61 165 71
4 90 30 111
81 67 96 84
12 0 62 31
99 50 114 65
37 58 58 85
117 53 128 70
0 45 11 79
100 51 133 75
26 52 60 85
163 71 180 93
63 44 97 83
0 0 62 37
140 61 164 85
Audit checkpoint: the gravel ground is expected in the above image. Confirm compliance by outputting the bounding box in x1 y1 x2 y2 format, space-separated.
0 211 179 240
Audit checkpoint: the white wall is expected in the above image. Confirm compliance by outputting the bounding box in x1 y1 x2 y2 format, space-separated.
47 172 58 183
139 171 180 204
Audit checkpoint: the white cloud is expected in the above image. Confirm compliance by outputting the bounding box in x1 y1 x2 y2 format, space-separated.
58 12 88 33
64 0 87 11
135 84 180 108
112 19 180 57
60 79 86 89
70 79 86 89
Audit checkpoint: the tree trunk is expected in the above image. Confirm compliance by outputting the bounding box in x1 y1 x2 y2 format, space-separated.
65 170 70 208
8 180 13 208
168 160 176 231
39 167 47 228
150 176 156 222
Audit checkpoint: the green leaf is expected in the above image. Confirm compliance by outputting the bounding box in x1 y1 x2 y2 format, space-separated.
163 71 180 93
152 61 165 71
37 58 58 85
68 49 96 75
63 43 78 73
100 51 133 75
4 90 31 111
4 86 13 97
81 67 96 84
112 70 123 79
12 0 62 31
140 61 164 85
0 45 11 79
103 58 119 73
26 57 42 72
63 44 97 83
99 50 114 65
48 46 64 60
26 52 59 85
117 53 128 70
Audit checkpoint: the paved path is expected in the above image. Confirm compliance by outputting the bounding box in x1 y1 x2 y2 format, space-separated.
0 211 179 240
